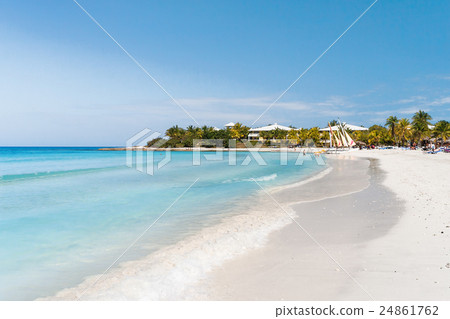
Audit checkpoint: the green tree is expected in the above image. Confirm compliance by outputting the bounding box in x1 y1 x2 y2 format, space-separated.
320 131 330 147
367 125 392 145
385 116 398 143
368 130 382 146
307 127 321 145
186 125 202 138
259 130 275 141
211 129 231 148
396 118 412 146
412 110 432 145
380 130 394 145
165 125 185 139
298 128 309 144
329 120 338 126
182 125 203 147
369 125 386 132
353 130 369 144
287 129 300 144
432 120 450 145
229 123 250 140
271 128 288 139
412 110 432 126
200 125 216 139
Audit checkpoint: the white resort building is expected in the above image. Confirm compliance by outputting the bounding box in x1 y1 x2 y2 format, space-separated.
224 122 235 129
248 123 294 141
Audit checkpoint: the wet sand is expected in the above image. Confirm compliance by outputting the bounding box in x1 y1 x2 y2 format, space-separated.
46 151 450 300
204 156 404 300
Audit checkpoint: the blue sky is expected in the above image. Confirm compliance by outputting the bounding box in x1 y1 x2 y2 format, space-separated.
1 0 449 146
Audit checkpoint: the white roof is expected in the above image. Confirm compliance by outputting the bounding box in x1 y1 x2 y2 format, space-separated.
224 122 235 127
249 123 293 132
213 126 221 131
319 123 368 131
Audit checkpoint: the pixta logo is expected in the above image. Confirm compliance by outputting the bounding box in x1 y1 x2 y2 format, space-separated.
126 129 171 175
126 130 325 175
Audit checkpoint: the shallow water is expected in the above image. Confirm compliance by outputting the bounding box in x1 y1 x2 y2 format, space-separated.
0 147 326 300
205 157 403 300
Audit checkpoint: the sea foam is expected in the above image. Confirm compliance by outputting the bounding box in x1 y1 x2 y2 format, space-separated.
47 193 292 300
46 168 331 301
222 173 278 184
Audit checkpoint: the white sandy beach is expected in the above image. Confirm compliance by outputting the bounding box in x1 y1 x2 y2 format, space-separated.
206 149 450 300
44 149 449 301
343 150 450 300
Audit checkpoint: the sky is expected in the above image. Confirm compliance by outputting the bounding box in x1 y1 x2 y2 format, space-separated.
1 0 449 146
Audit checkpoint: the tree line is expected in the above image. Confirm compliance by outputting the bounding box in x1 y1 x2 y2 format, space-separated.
147 110 449 148
147 124 250 148
354 110 449 146
147 124 327 148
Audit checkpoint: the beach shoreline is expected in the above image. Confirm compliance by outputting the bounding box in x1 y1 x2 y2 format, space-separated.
98 147 326 153
42 156 332 300
42 150 449 301
204 150 450 300
341 150 450 300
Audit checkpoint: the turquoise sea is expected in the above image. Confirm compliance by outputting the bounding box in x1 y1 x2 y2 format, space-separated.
0 147 326 300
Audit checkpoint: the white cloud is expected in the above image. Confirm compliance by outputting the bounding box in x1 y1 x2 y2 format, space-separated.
393 96 426 104
397 107 428 114
436 75 450 80
428 97 450 106
178 96 314 111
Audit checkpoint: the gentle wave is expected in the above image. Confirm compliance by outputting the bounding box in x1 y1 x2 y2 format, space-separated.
222 173 278 184
45 169 331 301
269 166 333 194
45 194 292 300
244 173 278 182
0 165 125 182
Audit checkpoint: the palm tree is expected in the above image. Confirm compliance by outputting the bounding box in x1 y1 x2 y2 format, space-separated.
287 129 299 144
287 129 298 138
353 130 369 144
412 110 432 125
182 126 202 147
259 130 275 141
307 127 321 145
412 110 432 145
368 130 382 146
396 118 411 146
186 126 202 138
165 125 185 139
385 116 398 143
381 130 395 145
298 128 309 144
411 123 425 145
229 123 250 140
320 131 330 147
271 128 288 139
201 126 215 139
432 120 450 146
329 120 338 126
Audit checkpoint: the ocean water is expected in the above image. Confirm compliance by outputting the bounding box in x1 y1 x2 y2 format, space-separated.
0 147 326 300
